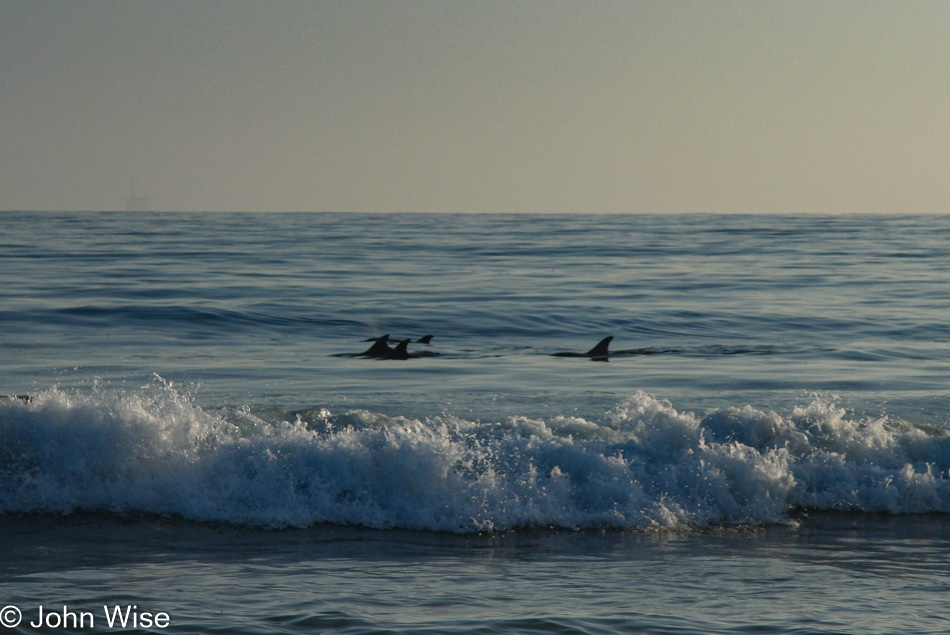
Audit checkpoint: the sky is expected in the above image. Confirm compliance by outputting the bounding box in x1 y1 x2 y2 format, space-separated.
2 1 949 214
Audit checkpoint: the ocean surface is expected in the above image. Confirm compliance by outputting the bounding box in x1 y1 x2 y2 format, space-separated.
2 211 950 633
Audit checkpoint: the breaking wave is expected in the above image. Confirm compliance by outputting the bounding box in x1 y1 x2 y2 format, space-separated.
2 380 950 532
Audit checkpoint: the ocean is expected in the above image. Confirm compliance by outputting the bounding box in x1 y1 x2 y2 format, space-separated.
2 211 950 633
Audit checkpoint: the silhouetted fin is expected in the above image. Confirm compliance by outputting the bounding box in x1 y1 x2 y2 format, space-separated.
416 335 434 344
358 335 392 358
387 339 411 360
551 336 613 360
585 336 613 358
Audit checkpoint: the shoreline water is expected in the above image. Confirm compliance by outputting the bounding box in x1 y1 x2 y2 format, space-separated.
3 511 949 634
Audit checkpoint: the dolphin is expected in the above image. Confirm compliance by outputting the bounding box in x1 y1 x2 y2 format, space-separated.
551 336 613 360
387 339 412 360
358 334 393 358
415 334 434 344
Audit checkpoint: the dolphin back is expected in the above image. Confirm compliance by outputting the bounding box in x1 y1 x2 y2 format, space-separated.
585 336 613 358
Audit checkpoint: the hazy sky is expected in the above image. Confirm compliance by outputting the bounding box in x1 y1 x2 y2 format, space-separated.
2 1 948 214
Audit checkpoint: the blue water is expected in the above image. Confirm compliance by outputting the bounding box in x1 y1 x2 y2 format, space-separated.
2 211 950 633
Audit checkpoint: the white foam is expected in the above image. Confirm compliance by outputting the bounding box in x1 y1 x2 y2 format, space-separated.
2 383 950 532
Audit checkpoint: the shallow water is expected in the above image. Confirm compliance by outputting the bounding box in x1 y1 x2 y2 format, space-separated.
2 513 949 634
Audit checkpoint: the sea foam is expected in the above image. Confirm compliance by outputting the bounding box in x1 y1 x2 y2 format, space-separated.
2 381 950 532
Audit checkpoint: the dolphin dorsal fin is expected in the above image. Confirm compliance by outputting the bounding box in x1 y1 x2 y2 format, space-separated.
389 339 411 360
417 334 433 344
585 336 613 357
359 334 392 357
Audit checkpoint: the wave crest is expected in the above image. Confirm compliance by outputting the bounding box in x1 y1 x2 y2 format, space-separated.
2 385 950 532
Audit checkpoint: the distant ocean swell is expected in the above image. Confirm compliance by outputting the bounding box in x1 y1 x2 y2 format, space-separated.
2 380 949 532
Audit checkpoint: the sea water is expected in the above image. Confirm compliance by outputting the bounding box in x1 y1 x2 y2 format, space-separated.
2 212 950 633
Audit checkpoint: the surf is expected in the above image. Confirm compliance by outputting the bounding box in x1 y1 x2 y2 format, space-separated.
3 381 950 533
